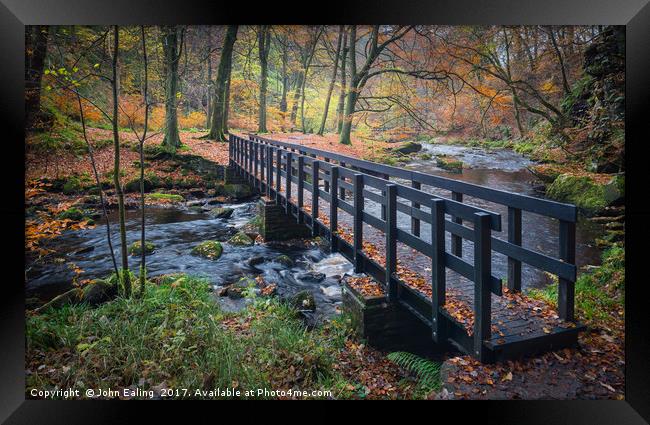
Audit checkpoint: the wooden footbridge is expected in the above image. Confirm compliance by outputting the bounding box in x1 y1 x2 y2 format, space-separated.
228 133 584 363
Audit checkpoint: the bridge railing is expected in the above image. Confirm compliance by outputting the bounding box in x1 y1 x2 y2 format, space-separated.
229 134 578 361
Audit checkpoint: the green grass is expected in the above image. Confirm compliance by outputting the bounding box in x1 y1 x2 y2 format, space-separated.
528 245 624 326
26 274 355 399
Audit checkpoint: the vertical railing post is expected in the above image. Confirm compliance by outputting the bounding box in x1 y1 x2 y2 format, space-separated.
266 146 272 198
353 174 364 273
275 149 281 205
507 207 522 292
259 143 265 192
386 184 397 301
285 152 292 214
228 134 233 166
380 174 389 220
297 156 304 224
311 161 320 237
324 158 330 193
255 143 260 189
451 191 463 257
339 162 346 200
248 141 254 184
329 166 339 252
411 180 421 237
473 212 492 362
431 198 446 343
558 220 576 321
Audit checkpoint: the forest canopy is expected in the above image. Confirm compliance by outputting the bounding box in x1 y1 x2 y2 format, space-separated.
26 24 624 169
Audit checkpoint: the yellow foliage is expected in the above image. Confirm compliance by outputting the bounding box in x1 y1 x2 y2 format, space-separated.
179 111 207 129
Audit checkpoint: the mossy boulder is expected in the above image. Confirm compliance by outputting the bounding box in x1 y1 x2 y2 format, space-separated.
80 279 118 306
57 207 85 221
210 207 234 219
62 176 86 195
217 184 253 199
145 192 184 202
228 231 254 247
191 240 223 260
275 255 294 267
436 155 463 173
124 176 161 193
226 277 257 299
546 173 624 215
128 240 155 256
290 290 316 311
394 141 422 155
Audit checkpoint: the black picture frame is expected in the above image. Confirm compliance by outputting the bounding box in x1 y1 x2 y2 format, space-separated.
3 0 648 422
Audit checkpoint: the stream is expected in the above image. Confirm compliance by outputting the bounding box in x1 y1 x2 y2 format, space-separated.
25 142 606 320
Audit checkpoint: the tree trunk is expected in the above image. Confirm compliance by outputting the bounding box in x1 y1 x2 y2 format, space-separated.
206 25 238 141
339 25 357 145
223 64 232 132
161 26 182 150
205 28 213 129
258 25 271 133
336 29 348 134
317 26 343 136
25 26 49 130
138 25 149 297
289 71 303 129
279 35 288 114
111 26 131 297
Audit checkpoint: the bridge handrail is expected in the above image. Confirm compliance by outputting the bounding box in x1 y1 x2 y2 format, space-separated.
246 133 577 222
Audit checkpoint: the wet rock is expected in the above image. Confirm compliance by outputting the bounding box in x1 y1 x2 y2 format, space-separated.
186 200 204 207
275 255 294 267
226 277 257 299
296 271 326 283
128 240 155 256
248 255 265 267
210 207 234 219
214 227 238 242
81 279 117 306
207 198 223 205
217 184 253 200
436 155 464 173
290 290 316 311
188 206 204 213
321 285 342 299
394 141 422 155
189 189 205 198
74 246 95 255
191 240 223 260
228 231 254 247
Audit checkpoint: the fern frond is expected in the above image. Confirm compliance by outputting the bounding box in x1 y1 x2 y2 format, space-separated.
387 351 441 389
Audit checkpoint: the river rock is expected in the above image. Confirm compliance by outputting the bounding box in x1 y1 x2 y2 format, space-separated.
248 255 266 267
296 271 326 283
275 255 294 267
227 277 257 299
394 141 422 155
191 240 223 260
321 285 342 299
228 231 254 246
290 290 316 311
128 240 155 256
186 200 204 207
211 207 234 219
81 279 118 306
546 173 624 215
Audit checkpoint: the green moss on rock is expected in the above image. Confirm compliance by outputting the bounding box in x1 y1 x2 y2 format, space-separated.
228 231 254 247
210 207 234 219
546 173 624 215
191 240 223 260
217 184 253 199
57 207 85 221
436 155 463 173
145 192 184 202
128 240 155 256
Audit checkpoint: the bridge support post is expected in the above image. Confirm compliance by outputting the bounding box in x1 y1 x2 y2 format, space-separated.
558 220 576 321
297 156 305 224
257 198 311 242
285 152 292 215
275 148 281 205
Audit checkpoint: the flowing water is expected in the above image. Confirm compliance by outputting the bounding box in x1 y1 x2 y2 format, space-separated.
25 143 606 320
